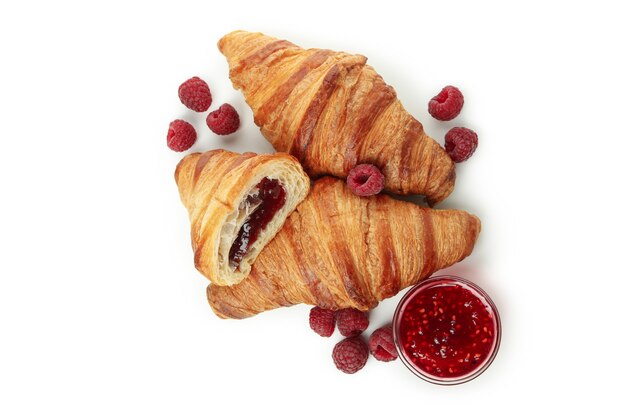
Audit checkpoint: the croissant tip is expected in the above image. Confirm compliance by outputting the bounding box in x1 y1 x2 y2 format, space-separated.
217 30 242 53
471 214 482 235
218 30 261 54
174 158 186 185
174 152 200 185
207 284 256 319
426 176 456 207
206 286 228 319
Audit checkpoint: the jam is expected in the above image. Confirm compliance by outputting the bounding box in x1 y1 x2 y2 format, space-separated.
395 277 499 382
229 178 286 269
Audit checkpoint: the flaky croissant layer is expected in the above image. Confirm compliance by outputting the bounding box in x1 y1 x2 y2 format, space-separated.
175 150 310 286
218 30 456 205
208 177 480 319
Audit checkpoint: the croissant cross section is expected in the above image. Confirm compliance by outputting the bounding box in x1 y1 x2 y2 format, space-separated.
175 150 310 286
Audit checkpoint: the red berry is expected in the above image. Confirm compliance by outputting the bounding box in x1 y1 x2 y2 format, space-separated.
428 85 464 121
445 127 478 163
167 119 196 152
368 325 398 362
206 103 240 135
336 308 369 337
309 307 336 337
346 164 385 197
178 76 212 112
332 337 369 374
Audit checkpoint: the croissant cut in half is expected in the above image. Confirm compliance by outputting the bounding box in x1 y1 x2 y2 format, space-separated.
218 30 456 205
207 177 481 319
175 150 310 286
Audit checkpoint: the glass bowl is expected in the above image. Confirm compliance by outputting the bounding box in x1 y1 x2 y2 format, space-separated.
392 275 501 385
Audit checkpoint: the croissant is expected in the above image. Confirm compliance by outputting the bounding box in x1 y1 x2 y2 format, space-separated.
207 177 480 319
175 149 310 286
218 30 456 205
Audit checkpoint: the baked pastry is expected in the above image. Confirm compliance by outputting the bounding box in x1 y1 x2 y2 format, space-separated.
218 30 456 205
207 177 480 319
175 150 310 286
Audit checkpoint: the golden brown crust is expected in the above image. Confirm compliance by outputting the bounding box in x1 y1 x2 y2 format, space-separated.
218 30 456 205
175 149 310 286
207 177 481 318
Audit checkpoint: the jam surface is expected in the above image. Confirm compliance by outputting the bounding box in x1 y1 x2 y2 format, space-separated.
229 178 286 269
398 280 497 379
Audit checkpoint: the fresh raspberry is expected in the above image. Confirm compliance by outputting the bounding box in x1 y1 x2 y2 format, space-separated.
336 308 369 337
166 119 197 152
368 325 398 362
332 337 369 374
346 164 385 197
178 76 212 112
309 307 336 337
428 85 464 121
445 127 478 162
206 103 240 135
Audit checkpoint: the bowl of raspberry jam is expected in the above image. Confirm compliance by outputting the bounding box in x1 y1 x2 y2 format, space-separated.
393 276 501 385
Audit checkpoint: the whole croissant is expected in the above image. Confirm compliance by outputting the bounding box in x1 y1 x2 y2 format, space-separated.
218 30 456 205
207 177 480 319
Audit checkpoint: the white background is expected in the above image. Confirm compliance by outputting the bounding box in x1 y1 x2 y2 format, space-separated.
1 1 625 415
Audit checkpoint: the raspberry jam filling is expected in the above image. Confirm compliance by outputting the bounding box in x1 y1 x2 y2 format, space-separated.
228 178 286 269
396 278 499 381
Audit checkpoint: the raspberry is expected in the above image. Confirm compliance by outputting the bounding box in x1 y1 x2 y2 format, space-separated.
332 337 369 374
178 76 212 112
336 308 369 337
428 85 464 121
368 325 398 362
346 164 385 197
309 307 336 337
207 103 240 135
166 119 196 152
445 127 478 163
